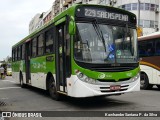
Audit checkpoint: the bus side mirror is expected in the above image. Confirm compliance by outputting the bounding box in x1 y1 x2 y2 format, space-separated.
69 20 76 35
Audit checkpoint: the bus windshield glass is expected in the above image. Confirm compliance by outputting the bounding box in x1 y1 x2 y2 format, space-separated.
74 22 137 64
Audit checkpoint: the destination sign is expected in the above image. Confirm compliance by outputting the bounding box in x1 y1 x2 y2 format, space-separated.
84 8 128 21
75 6 135 22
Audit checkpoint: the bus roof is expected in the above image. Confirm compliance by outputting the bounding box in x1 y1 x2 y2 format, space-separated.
12 4 135 48
138 31 160 41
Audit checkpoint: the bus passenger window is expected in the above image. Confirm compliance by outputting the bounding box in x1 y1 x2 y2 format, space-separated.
17 47 20 60
15 48 17 61
32 38 37 57
139 41 154 57
22 44 25 60
146 48 153 56
18 46 21 60
45 28 54 54
12 50 15 62
146 43 155 56
37 34 44 56
155 41 160 55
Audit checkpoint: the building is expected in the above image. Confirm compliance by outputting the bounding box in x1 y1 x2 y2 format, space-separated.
98 0 160 36
29 0 100 33
62 0 98 9
115 0 160 36
29 13 41 34
51 3 55 18
54 0 62 16
29 3 55 34
43 8 52 25
29 0 160 36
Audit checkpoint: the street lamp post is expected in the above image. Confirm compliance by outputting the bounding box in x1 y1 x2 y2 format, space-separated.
137 0 143 36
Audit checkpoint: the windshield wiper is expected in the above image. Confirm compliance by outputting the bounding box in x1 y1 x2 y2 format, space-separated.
126 24 134 56
92 19 107 52
121 24 129 55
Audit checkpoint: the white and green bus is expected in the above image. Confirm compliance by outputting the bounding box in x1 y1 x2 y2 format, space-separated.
12 4 140 100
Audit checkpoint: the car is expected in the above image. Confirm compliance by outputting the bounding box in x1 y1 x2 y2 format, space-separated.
7 68 12 76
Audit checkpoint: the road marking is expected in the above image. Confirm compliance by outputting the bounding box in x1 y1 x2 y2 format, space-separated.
1 80 16 83
0 98 8 100
0 87 21 90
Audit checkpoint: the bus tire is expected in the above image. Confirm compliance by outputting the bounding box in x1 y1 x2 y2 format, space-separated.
156 85 160 90
20 74 25 88
48 77 61 101
140 72 153 90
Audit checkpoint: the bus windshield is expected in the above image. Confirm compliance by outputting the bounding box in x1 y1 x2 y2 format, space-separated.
74 22 138 64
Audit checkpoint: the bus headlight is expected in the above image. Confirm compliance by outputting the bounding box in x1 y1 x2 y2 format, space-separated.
78 73 84 79
131 74 140 81
76 70 96 84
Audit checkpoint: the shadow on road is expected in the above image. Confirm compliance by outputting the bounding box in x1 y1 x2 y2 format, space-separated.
22 85 134 110
62 96 133 110
141 85 160 91
6 76 137 110
22 85 50 98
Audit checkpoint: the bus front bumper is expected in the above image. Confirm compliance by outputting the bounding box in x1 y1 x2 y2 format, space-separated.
67 74 140 98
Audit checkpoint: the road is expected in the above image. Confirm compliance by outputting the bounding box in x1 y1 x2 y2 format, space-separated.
0 76 160 120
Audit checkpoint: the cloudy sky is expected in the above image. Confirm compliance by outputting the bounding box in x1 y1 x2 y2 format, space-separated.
0 0 54 61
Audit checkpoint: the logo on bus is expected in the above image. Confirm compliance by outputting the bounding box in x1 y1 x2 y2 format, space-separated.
98 73 106 79
126 73 132 77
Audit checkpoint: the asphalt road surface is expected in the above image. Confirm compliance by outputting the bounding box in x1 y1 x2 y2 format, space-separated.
0 76 160 120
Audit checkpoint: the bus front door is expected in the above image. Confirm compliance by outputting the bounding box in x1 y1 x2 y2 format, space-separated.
55 23 68 93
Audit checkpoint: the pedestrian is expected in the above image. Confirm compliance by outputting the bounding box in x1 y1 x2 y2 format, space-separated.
0 65 4 79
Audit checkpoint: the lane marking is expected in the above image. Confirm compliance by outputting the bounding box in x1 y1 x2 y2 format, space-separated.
0 98 8 100
0 80 16 83
0 87 21 90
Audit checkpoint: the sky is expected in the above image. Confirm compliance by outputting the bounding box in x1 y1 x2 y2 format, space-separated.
0 0 54 61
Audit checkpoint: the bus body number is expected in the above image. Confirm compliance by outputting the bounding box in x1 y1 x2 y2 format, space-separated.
85 9 96 17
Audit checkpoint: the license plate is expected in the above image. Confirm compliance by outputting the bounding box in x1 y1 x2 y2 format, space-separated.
110 85 121 91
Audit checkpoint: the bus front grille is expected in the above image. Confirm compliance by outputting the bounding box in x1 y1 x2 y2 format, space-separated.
97 78 131 82
100 85 129 93
91 67 135 72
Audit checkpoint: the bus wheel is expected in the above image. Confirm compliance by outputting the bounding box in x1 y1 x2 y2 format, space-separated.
156 85 160 90
140 72 153 90
48 77 60 101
